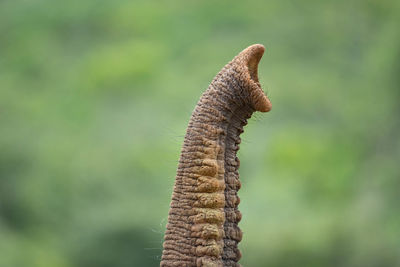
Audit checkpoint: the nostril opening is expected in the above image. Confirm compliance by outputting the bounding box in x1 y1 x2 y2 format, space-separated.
247 56 259 84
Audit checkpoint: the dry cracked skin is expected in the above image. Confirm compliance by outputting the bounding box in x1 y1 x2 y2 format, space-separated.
161 44 271 267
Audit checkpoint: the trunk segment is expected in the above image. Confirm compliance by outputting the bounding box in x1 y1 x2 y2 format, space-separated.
161 44 271 267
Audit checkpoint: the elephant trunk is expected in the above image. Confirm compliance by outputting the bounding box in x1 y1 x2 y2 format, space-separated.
161 44 271 267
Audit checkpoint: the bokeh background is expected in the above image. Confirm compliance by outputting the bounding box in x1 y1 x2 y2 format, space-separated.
1 0 400 266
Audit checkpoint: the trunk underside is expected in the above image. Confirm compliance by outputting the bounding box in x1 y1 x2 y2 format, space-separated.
161 44 271 267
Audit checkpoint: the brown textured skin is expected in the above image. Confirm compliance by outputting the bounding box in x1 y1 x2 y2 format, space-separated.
161 44 271 267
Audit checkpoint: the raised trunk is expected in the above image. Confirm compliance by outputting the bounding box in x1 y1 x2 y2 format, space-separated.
161 44 271 267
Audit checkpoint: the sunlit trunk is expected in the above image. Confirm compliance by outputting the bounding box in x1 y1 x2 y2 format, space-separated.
161 44 271 267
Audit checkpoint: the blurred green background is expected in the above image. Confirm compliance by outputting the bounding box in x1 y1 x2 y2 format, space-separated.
1 0 400 266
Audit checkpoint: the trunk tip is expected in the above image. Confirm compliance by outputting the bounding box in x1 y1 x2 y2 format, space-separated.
238 44 271 113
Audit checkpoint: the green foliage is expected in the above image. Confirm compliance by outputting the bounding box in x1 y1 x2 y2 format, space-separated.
1 0 399 266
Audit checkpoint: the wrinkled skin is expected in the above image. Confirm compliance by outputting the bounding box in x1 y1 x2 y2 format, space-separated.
161 44 271 267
